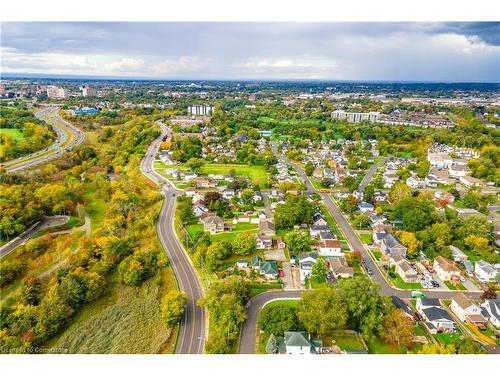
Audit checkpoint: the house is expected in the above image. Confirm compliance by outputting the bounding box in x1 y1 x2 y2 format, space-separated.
460 175 484 188
318 231 336 242
259 219 276 236
406 176 425 189
424 175 438 188
236 260 249 269
193 202 209 217
480 299 500 328
433 255 461 281
428 152 453 169
282 331 322 355
202 215 225 234
222 189 236 199
274 237 286 250
450 293 486 326
251 256 263 271
309 224 331 237
318 239 342 257
374 191 388 202
358 201 375 214
416 298 455 332
450 246 468 263
312 212 328 226
380 234 407 257
260 261 279 279
391 255 418 283
312 168 324 179
369 215 387 228
299 252 318 284
256 234 273 250
329 257 354 278
449 164 470 178
474 260 498 282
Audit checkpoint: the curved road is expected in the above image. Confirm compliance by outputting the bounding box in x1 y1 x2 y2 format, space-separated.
239 142 484 354
140 122 206 354
2 106 85 173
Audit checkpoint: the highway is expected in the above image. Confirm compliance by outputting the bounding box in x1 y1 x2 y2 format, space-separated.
1 106 85 173
239 142 485 353
0 216 69 258
140 122 206 354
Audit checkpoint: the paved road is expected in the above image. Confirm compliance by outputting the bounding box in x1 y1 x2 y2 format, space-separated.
0 215 69 258
2 106 85 173
140 122 206 354
238 142 485 353
239 290 303 354
358 158 386 192
261 191 272 218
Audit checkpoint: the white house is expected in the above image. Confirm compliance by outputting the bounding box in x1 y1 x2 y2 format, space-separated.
283 331 322 355
480 299 500 328
299 252 318 284
318 239 342 257
433 256 461 281
416 298 455 332
450 246 468 263
450 293 485 325
475 260 498 282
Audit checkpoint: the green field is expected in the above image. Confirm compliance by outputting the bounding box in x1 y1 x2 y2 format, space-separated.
359 232 373 244
367 338 407 354
434 331 463 345
83 190 107 232
0 128 24 140
323 333 367 352
202 163 270 187
444 281 467 291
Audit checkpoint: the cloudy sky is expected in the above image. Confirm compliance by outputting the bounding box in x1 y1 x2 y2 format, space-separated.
1 22 499 81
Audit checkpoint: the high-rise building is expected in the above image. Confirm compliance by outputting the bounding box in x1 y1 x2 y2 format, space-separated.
46 85 68 99
81 84 96 97
188 105 214 116
331 110 380 123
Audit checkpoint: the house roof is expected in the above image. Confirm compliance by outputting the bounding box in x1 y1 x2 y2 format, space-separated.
419 298 441 307
434 255 460 273
284 331 312 348
422 307 453 322
453 293 476 310
319 231 336 241
391 296 412 316
203 215 224 225
259 220 276 232
320 239 341 248
481 299 500 322
260 261 278 275
382 234 406 250
476 260 496 275
299 252 318 262
251 256 262 267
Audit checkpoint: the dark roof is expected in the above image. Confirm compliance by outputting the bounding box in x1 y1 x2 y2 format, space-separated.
420 298 441 307
422 307 453 322
391 296 412 316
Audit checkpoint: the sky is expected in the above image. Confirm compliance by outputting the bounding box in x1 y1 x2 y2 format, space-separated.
1 22 499 82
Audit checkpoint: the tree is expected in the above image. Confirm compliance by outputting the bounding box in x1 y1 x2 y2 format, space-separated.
352 214 371 229
258 304 301 336
418 343 456 354
161 291 188 327
297 288 347 337
455 338 486 354
274 195 316 229
337 276 392 342
185 157 205 173
481 286 497 300
311 258 328 280
205 242 232 271
382 309 415 347
19 276 42 306
399 231 422 259
363 185 375 203
266 334 279 354
284 230 310 255
233 232 256 255
305 162 314 176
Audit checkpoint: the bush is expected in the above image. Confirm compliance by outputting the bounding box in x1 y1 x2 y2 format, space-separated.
258 304 301 336
0 261 27 287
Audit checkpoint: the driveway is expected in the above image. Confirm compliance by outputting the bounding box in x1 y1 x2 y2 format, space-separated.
281 261 294 290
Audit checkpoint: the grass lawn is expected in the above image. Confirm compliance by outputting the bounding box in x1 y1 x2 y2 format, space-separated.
321 332 366 352
202 163 270 187
83 190 107 232
434 331 463 345
249 283 283 298
155 168 189 189
207 222 259 243
186 223 204 240
444 281 467 290
367 337 407 354
308 277 329 289
359 232 372 244
389 272 423 289
0 128 24 141
371 250 382 261
319 203 345 241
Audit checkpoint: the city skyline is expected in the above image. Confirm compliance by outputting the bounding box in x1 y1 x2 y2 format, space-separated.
1 22 499 82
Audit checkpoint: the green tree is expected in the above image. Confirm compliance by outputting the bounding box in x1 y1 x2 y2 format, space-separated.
266 333 279 354
305 162 314 176
311 258 328 280
284 230 310 255
297 288 347 337
382 309 415 347
258 304 301 336
160 290 188 327
233 232 256 256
